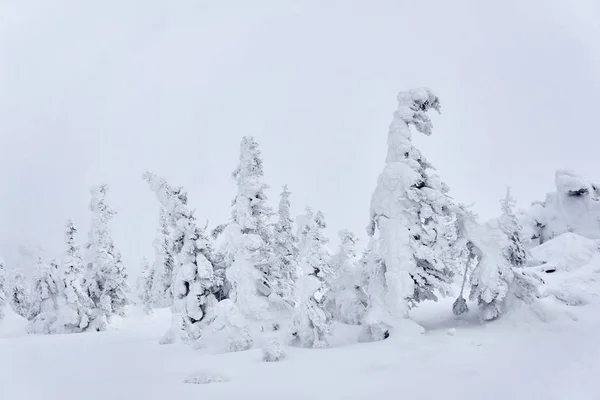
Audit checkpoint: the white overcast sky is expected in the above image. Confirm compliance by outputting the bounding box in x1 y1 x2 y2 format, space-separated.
1 0 599 272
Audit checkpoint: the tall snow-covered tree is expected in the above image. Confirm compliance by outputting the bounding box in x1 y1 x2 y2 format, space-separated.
83 185 129 329
499 188 528 267
364 88 457 338
28 258 61 333
151 208 175 307
136 257 155 314
270 185 299 307
290 208 332 348
224 136 275 329
327 230 365 325
143 172 219 344
58 219 94 333
8 270 30 318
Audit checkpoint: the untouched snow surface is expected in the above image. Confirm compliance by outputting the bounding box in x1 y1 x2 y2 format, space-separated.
3 235 600 399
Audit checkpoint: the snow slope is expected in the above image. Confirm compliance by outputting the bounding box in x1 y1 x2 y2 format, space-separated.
2 234 600 400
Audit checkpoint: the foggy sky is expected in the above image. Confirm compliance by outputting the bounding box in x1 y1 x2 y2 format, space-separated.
1 0 599 273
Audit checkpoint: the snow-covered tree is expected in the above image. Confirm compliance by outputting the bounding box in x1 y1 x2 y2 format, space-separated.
364 88 456 337
225 136 275 327
463 215 538 321
327 230 365 324
468 240 512 321
8 270 29 318
450 205 477 316
290 208 332 348
83 185 129 329
270 185 299 307
499 188 528 267
136 257 155 314
151 208 175 308
0 259 5 319
143 172 219 344
58 220 94 333
195 298 253 353
28 258 61 333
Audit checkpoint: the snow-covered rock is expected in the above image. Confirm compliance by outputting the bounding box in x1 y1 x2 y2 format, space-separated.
523 170 600 244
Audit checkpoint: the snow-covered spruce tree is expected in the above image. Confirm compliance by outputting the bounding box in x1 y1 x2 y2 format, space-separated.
327 230 365 325
270 185 300 308
28 258 61 333
464 213 538 321
151 208 175 308
143 172 219 344
364 88 457 339
8 270 30 318
57 219 94 333
290 208 332 348
499 188 528 267
83 185 129 330
498 189 539 306
136 257 155 314
224 136 275 329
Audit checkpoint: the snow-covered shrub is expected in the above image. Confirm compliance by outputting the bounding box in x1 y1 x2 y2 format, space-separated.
184 371 230 384
262 333 285 362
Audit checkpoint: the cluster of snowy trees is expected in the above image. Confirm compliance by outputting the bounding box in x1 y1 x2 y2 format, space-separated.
0 186 130 334
0 87 541 358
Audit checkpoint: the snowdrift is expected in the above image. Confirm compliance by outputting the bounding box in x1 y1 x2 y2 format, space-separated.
527 232 600 309
0 305 28 338
530 232 600 273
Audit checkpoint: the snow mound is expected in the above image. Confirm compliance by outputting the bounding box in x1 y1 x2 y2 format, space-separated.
0 305 28 338
538 255 600 308
184 370 230 384
530 232 600 273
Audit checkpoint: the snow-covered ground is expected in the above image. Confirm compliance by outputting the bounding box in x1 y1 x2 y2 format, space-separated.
3 234 600 400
